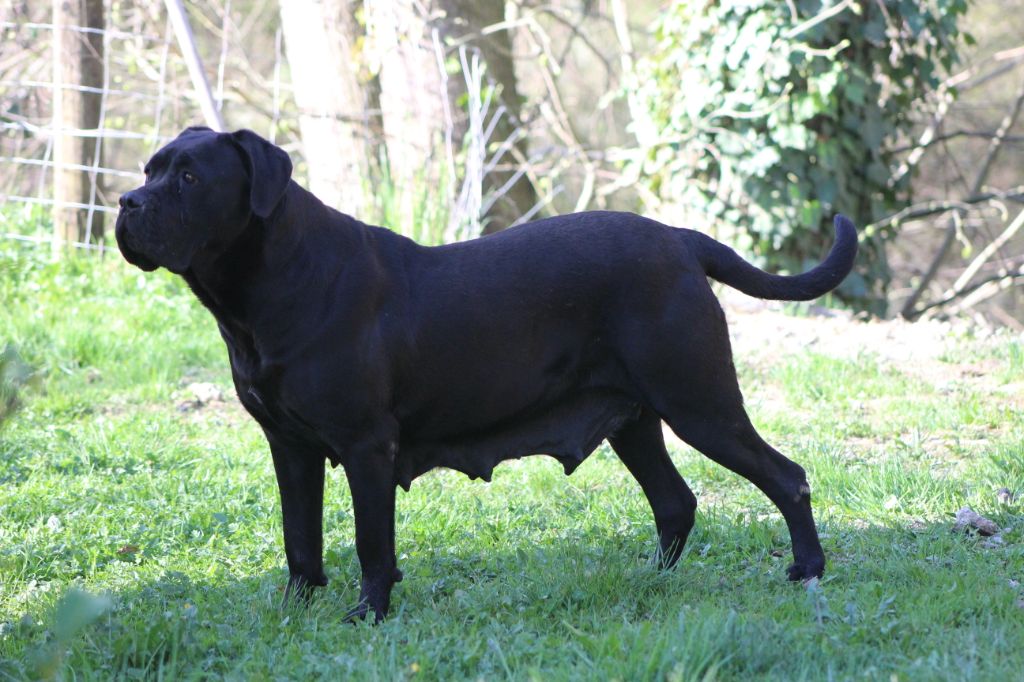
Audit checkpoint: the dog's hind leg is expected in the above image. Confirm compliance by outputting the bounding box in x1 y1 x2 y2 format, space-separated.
624 287 825 580
609 407 697 568
659 394 825 581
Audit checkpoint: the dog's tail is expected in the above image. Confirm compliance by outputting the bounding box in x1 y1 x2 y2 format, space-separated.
690 214 858 301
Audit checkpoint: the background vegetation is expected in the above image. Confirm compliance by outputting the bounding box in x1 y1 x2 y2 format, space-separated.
2 0 1023 320
630 0 970 313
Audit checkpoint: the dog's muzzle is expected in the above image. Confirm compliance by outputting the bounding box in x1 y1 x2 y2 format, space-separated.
115 198 160 272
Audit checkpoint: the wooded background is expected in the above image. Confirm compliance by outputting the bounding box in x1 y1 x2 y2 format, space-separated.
1 0 1022 325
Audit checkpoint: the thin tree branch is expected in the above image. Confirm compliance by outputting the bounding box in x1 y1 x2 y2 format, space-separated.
891 51 1024 188
949 208 1024 295
900 76 1024 319
946 44 1024 91
915 261 1024 316
164 0 224 131
783 0 857 39
890 130 1024 154
873 186 1024 228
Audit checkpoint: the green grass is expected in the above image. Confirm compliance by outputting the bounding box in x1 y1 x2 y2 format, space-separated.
1 238 1022 680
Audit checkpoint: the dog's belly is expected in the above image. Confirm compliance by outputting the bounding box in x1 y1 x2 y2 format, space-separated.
393 388 640 490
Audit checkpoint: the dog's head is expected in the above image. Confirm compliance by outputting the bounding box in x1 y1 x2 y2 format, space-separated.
115 127 292 273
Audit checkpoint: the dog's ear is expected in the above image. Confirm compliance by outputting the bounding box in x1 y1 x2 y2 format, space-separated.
229 129 293 219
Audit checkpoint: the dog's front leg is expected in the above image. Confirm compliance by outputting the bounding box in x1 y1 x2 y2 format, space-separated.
342 452 401 623
267 433 328 602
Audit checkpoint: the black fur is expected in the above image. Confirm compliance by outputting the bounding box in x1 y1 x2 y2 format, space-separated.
116 128 857 622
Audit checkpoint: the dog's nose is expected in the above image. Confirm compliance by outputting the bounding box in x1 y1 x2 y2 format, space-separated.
119 190 144 210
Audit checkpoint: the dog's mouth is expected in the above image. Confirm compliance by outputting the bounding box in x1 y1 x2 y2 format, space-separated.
115 213 160 272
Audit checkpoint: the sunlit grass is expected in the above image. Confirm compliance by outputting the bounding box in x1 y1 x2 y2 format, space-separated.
1 238 1022 680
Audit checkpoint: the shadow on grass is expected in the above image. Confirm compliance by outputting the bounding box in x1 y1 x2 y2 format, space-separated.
6 515 1019 679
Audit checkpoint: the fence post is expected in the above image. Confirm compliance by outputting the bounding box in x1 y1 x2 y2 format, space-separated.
51 0 105 254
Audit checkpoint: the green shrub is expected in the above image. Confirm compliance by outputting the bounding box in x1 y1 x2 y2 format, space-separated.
629 0 970 313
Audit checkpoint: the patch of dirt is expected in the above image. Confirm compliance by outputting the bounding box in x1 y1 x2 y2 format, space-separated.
656 295 1022 454
720 291 1021 394
173 382 250 428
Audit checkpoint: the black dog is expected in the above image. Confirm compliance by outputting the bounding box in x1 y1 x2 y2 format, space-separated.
116 127 857 621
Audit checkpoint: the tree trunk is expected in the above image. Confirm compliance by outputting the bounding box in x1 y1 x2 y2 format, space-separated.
365 0 447 230
52 0 105 251
450 0 536 234
280 0 380 215
366 0 536 235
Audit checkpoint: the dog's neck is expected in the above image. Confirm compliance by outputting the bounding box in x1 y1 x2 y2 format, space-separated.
182 182 376 359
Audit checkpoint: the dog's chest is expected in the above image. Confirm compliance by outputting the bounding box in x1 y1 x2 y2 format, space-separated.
222 330 311 436
235 369 332 449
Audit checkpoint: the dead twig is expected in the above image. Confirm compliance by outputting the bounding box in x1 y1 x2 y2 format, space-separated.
891 49 1024 188
873 186 1024 228
900 75 1024 320
890 130 1024 154
920 261 1024 317
946 208 1024 297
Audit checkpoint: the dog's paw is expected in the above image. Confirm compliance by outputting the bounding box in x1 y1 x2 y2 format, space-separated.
786 559 825 582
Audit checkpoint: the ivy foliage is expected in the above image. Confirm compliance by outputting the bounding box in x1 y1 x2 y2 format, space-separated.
629 0 969 312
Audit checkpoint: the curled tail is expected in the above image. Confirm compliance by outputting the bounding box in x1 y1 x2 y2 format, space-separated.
690 215 858 301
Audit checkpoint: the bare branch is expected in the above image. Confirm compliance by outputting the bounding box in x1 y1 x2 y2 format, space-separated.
520 17 599 211
891 50 1024 188
164 0 224 130
900 75 1024 320
872 186 1024 228
917 260 1024 316
946 43 1024 91
948 208 1024 295
535 7 614 85
889 130 1024 154
783 0 857 39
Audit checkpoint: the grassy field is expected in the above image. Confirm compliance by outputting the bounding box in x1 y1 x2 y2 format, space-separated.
1 238 1022 681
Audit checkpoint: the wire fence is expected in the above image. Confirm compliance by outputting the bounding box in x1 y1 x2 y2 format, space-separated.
0 3 294 251
3 3 1022 322
0 2 623 254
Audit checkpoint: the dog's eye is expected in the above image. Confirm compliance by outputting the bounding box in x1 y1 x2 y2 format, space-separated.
182 170 196 184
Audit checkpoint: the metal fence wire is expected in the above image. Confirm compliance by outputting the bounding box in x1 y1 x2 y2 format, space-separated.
0 3 290 251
